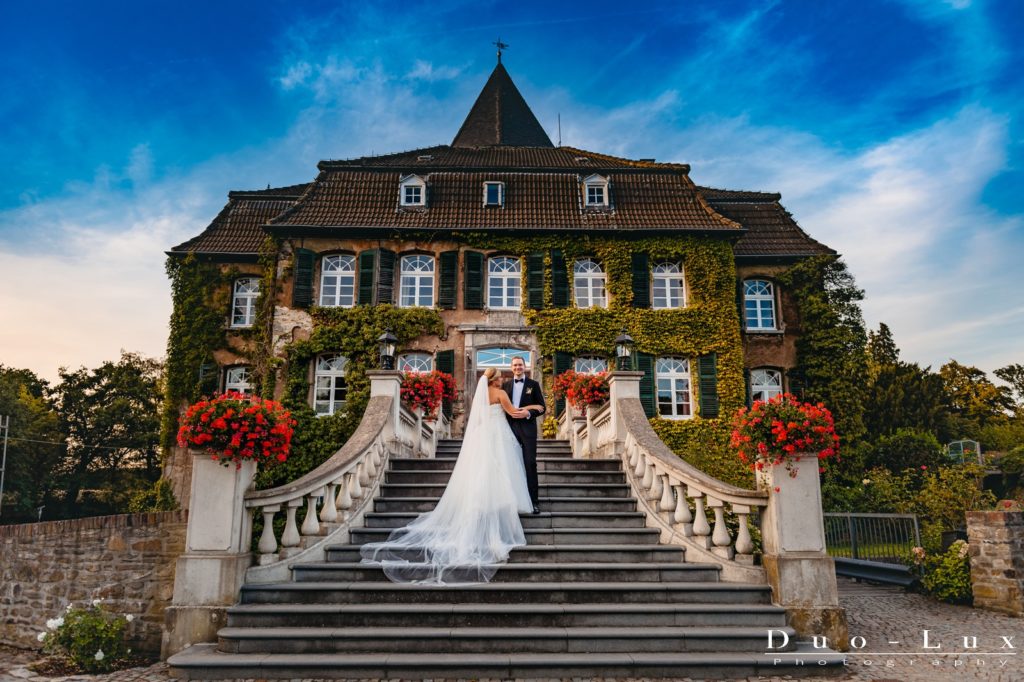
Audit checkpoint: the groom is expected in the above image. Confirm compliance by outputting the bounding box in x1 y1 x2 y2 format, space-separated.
503 355 546 514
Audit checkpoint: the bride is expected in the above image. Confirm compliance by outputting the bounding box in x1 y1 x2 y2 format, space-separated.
360 368 534 584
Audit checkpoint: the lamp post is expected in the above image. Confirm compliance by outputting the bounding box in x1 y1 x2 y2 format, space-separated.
377 329 398 370
614 329 635 371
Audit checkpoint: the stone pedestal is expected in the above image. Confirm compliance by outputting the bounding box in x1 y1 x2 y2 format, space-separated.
966 509 1024 616
759 458 848 648
607 372 643 456
368 370 402 452
162 453 256 659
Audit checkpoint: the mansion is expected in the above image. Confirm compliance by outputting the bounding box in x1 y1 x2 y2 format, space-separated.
167 60 834 431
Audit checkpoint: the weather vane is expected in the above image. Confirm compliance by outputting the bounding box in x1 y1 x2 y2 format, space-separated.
493 38 509 64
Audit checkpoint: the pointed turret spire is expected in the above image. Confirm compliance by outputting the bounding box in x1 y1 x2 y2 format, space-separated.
451 62 553 148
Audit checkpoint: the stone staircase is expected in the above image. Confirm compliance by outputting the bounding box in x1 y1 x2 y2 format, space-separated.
169 439 840 679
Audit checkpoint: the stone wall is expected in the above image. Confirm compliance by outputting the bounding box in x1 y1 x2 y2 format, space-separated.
966 510 1024 616
0 511 187 654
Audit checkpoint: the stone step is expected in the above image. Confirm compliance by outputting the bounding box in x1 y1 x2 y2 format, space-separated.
373 496 637 513
388 457 622 472
349 526 662 546
378 482 631 498
238 581 774 606
291 562 720 584
363 510 646 529
384 470 625 485
326 543 685 564
216 625 795 654
168 642 845 679
225 601 789 629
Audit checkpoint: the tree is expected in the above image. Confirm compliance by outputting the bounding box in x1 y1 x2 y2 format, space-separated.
53 352 163 515
940 360 1013 429
779 255 868 444
995 363 1024 411
0 366 63 522
866 322 899 375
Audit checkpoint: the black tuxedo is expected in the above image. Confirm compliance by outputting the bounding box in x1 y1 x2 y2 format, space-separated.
503 376 546 505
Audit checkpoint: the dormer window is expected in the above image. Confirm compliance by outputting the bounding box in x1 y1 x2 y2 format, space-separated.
582 174 609 208
484 181 504 207
399 174 426 207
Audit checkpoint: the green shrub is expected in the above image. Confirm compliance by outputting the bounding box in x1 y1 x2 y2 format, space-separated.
863 428 944 473
127 478 179 513
998 445 1024 475
39 602 131 673
911 541 973 603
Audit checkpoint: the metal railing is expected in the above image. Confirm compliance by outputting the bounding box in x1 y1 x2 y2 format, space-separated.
824 512 921 563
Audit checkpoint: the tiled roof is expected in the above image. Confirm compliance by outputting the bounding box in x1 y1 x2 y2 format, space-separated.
699 187 835 258
321 145 689 171
269 166 739 232
169 184 310 255
452 63 553 148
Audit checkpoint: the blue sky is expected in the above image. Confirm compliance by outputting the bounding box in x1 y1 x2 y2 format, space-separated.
1 0 1022 382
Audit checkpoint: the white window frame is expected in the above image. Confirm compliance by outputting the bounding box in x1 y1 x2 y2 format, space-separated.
399 174 426 207
476 348 532 369
319 254 356 307
582 173 610 207
652 261 686 309
656 357 693 420
744 279 777 330
487 256 521 310
313 354 348 416
573 258 607 308
398 353 433 373
399 254 435 308
750 368 783 404
231 277 259 328
483 181 504 207
574 356 608 375
224 366 253 396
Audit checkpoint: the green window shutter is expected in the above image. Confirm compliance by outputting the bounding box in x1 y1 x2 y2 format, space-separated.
698 353 720 418
636 352 656 418
438 250 459 309
435 349 455 418
377 249 396 305
527 252 545 309
358 250 378 305
553 351 574 416
551 249 569 308
464 251 484 309
631 252 650 308
292 248 316 308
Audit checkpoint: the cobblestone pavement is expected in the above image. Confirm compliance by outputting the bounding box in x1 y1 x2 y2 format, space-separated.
1 578 1019 682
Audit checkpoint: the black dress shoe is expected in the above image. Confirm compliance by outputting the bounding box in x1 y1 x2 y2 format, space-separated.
531 505 541 514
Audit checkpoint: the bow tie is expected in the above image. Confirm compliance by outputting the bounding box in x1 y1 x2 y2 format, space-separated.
514 378 525 384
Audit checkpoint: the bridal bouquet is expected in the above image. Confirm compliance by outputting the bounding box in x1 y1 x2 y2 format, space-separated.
552 370 610 412
177 392 296 467
400 370 457 418
730 393 838 475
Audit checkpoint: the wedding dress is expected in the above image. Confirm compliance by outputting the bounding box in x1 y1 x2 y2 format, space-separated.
359 375 533 584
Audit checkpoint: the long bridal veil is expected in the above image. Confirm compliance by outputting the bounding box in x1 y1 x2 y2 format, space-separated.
359 375 528 584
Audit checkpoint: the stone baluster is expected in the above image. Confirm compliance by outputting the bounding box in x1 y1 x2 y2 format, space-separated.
688 487 711 547
641 457 654 493
671 484 693 535
350 463 364 500
707 496 734 559
280 498 302 552
358 457 371 487
648 466 663 501
257 505 280 565
300 491 321 537
733 504 755 557
335 473 353 518
633 449 646 478
628 439 639 470
658 474 675 512
320 483 338 524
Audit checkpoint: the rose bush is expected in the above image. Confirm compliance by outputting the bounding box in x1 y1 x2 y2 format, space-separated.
552 371 610 412
730 393 839 475
177 392 296 467
400 371 457 418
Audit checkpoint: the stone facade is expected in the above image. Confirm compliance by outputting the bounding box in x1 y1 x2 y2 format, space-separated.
966 510 1024 616
0 511 187 654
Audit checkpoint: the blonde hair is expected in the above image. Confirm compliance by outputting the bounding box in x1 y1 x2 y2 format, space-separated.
483 368 500 382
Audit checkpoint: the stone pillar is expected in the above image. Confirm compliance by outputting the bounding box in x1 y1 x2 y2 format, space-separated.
608 371 643 456
368 370 403 452
966 509 1024 616
162 453 256 658
759 459 848 648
